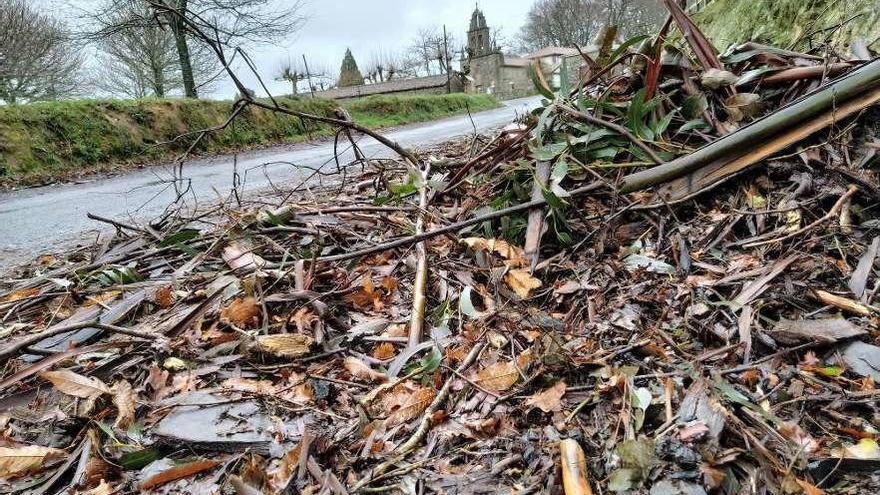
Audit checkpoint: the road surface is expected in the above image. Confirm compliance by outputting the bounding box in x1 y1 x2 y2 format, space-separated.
0 96 540 273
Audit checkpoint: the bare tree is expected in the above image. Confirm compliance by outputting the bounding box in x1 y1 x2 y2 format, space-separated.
88 0 218 98
518 0 664 50
163 0 306 98
364 49 411 84
307 61 335 91
89 0 306 98
276 58 308 95
0 0 82 104
408 27 456 77
603 0 666 36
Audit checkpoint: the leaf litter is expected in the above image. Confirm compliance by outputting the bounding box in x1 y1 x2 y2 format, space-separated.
4 5 880 494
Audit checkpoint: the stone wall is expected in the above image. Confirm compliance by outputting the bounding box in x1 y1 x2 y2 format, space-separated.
315 74 464 101
466 53 534 100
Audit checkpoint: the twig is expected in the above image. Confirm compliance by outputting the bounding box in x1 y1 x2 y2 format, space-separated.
0 320 157 362
407 166 430 349
743 185 858 248
315 182 604 264
86 213 147 234
349 342 486 492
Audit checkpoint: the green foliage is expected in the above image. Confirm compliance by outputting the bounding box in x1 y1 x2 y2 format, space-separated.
697 0 880 49
345 93 499 127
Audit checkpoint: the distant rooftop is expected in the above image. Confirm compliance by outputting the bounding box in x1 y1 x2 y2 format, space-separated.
526 47 581 59
314 74 451 100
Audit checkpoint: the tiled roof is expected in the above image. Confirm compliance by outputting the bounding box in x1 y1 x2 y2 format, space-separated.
314 74 450 99
526 47 581 59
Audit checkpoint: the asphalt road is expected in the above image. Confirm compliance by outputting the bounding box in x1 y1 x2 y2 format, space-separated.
0 96 540 273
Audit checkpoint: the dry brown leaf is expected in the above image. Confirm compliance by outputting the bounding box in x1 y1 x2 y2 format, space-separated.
221 297 261 327
289 307 319 333
474 362 520 393
524 381 567 412
41 370 110 399
221 378 276 395
795 479 826 495
278 373 315 404
267 444 301 493
111 380 135 429
462 237 524 261
147 365 170 401
373 342 397 360
387 387 435 426
384 323 408 338
154 286 174 308
504 269 542 299
223 242 267 271
139 460 220 490
83 291 121 308
256 334 314 358
37 254 56 266
473 351 532 393
81 480 115 495
345 277 385 312
0 445 65 479
345 356 388 383
380 276 399 293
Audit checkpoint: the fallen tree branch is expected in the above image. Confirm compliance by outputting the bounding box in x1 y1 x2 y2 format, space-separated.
652 85 880 203
524 161 552 270
315 182 604 264
621 58 880 193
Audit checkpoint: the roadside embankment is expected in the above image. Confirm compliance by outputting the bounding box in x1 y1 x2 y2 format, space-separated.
0 93 499 187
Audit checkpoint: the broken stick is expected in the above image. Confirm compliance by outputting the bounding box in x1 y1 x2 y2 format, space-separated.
559 439 594 495
524 161 552 270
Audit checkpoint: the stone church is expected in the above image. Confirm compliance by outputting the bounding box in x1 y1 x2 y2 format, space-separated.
463 8 531 99
463 7 581 100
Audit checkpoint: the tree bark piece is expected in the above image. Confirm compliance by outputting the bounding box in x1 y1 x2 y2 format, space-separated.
524 161 552 270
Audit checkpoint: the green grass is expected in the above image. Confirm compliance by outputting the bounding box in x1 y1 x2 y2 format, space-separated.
696 0 880 50
345 93 499 128
0 93 499 186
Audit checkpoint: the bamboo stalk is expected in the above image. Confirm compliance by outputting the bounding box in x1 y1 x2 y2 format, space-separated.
622 59 880 193
656 86 880 201
407 166 430 349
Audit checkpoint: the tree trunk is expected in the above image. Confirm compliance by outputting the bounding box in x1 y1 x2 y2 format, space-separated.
170 0 197 98
150 59 166 97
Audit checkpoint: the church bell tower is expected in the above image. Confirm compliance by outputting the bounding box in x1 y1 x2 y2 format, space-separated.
467 6 491 59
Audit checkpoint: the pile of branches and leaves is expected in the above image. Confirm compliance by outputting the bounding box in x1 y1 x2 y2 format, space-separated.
4 1 880 494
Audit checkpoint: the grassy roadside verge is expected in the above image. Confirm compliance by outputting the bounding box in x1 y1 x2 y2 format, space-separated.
0 93 499 188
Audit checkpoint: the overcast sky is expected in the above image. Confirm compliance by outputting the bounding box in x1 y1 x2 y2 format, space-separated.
52 0 533 99
232 0 533 99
